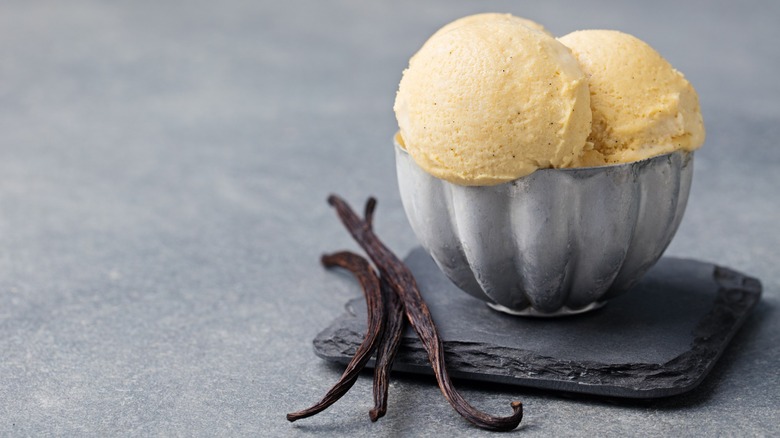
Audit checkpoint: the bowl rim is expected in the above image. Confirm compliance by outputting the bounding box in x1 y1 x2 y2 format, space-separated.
393 132 693 183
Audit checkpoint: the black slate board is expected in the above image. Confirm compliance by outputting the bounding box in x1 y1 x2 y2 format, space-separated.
313 248 762 398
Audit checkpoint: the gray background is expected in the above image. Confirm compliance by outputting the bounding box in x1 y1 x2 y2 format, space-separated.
1 0 777 436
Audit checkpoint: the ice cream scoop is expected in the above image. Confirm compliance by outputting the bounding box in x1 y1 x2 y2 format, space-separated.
558 30 705 165
394 15 591 186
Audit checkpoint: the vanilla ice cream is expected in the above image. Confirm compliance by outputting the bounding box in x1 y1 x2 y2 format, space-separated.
394 15 591 186
559 30 705 165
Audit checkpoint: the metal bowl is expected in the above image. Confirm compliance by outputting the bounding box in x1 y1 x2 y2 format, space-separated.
395 138 694 316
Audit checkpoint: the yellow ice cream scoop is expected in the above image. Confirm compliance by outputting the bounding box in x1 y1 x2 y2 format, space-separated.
559 30 705 165
394 14 591 186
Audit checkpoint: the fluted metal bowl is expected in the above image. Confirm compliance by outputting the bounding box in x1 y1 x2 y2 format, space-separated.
395 138 694 316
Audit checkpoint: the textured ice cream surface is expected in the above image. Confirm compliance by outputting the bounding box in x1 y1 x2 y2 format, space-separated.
394 15 591 186
429 12 552 38
559 30 705 165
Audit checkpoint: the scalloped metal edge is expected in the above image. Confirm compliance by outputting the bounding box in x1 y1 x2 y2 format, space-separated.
396 142 694 314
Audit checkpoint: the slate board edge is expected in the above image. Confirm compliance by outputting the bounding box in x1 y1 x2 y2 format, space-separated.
312 262 762 399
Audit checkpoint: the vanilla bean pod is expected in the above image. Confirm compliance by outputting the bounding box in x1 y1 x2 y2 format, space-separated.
361 198 406 422
364 198 406 421
327 195 523 431
286 251 385 422
370 277 405 422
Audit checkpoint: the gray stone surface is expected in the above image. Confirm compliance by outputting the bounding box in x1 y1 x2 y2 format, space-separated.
314 250 761 398
0 0 777 436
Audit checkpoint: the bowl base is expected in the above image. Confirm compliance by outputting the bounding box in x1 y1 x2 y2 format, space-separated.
486 300 607 317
